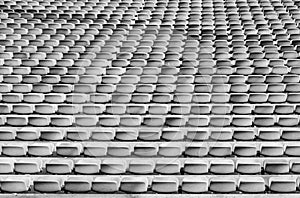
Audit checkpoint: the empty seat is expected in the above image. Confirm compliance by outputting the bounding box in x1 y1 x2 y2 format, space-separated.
120 177 148 193
0 159 14 173
134 143 158 157
28 143 54 156
238 177 265 193
14 159 42 174
51 116 73 126
264 160 289 174
56 142 83 156
269 177 297 193
185 143 208 157
260 143 284 157
40 129 65 141
101 159 126 174
1 176 31 193
74 116 98 126
236 159 262 174
64 177 92 192
83 141 107 157
16 128 40 140
285 144 300 156
128 159 155 174
258 128 281 140
155 159 181 174
138 128 161 141
92 177 120 192
182 177 209 193
34 176 63 193
209 143 232 157
2 143 27 156
184 159 208 174
46 159 74 174
151 177 179 193
210 159 234 174
209 178 236 193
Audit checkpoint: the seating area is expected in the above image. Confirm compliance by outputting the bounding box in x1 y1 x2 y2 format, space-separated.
1 0 300 196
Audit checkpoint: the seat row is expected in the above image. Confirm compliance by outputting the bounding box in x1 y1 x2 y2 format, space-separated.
0 175 299 193
2 44 300 58
1 47 300 58
0 127 298 141
1 157 300 175
3 1 299 15
3 82 300 93
2 65 300 77
1 114 300 127
3 74 300 85
0 141 298 157
0 58 300 68
2 103 300 115
2 93 300 103
1 40 300 55
2 12 300 29
3 64 300 78
2 6 299 21
0 18 298 36
1 65 299 78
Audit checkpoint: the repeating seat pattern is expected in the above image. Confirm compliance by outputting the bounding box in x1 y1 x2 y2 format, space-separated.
1 0 300 195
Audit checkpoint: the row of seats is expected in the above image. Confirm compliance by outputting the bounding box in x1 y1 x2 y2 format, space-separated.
0 175 298 193
0 24 298 40
3 82 300 93
2 9 299 25
0 141 298 157
0 0 298 7
3 65 300 77
1 43 300 57
0 38 300 51
1 48 300 58
2 103 300 115
3 73 300 84
1 46 300 59
1 59 300 68
3 2 300 17
1 21 299 35
2 93 300 103
0 114 300 127
1 8 299 28
0 27 298 41
1 157 300 175
0 127 298 141
1 31 300 43
3 71 300 82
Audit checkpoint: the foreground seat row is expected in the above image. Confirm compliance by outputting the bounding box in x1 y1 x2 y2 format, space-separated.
0 175 298 193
